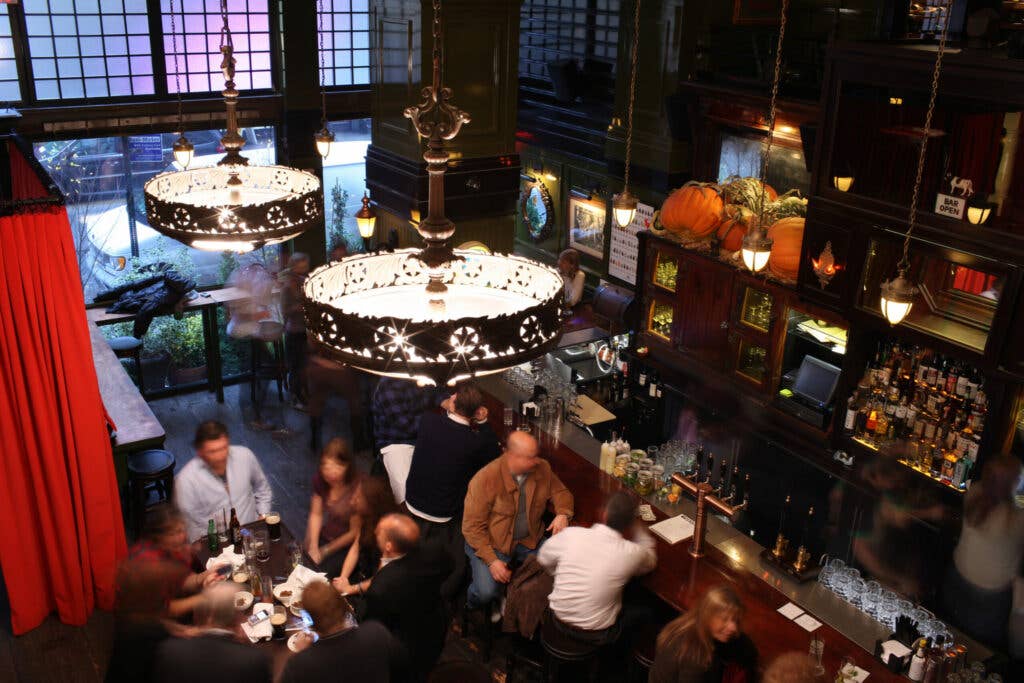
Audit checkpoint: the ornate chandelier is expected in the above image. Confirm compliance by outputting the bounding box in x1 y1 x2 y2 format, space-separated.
144 0 322 253
303 0 564 386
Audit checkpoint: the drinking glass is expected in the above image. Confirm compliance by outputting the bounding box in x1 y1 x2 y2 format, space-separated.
266 511 281 541
847 578 866 609
861 581 881 618
896 599 913 626
838 568 861 602
215 517 229 547
877 593 898 631
809 636 825 677
287 541 303 570
254 529 270 562
503 407 514 427
832 570 851 601
271 605 288 639
241 529 256 563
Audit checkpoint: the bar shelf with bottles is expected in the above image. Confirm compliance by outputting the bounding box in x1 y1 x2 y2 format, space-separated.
842 338 988 493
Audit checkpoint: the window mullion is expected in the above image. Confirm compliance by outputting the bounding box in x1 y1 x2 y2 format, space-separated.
147 0 170 98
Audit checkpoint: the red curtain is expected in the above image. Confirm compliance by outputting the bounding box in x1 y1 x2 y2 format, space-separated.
0 143 126 634
952 266 995 295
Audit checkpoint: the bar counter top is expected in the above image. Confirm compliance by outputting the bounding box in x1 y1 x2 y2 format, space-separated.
478 375 989 681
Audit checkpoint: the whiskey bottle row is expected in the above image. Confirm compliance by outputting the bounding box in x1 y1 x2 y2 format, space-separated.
842 340 987 491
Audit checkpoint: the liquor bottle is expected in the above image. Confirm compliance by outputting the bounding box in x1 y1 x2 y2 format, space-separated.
874 406 889 438
945 362 959 394
638 366 647 388
230 507 242 546
894 398 908 438
843 393 858 435
908 640 927 682
207 519 219 554
865 405 878 434
941 450 957 484
952 453 971 489
648 371 659 398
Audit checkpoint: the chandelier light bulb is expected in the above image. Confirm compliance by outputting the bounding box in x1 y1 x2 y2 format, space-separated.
173 135 195 169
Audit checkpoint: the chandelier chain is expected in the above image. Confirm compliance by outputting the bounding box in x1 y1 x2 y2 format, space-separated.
622 0 641 192
169 0 184 132
432 0 442 73
900 0 952 272
757 0 789 226
219 0 233 50
318 0 328 125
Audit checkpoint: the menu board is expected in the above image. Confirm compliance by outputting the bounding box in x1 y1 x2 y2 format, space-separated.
608 202 653 285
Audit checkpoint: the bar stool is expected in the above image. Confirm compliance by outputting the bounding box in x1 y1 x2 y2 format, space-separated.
109 336 145 394
539 612 602 682
249 321 286 421
628 621 660 682
127 449 176 538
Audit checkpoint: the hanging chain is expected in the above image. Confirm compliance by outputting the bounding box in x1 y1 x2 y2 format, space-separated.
622 0 641 192
318 0 328 125
170 0 184 132
757 0 789 226
432 0 442 76
899 0 952 271
219 0 233 50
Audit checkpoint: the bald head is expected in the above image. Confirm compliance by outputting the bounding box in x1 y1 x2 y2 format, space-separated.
375 513 420 558
505 431 540 475
195 583 238 629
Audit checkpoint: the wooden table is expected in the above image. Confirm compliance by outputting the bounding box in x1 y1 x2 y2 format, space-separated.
479 391 906 683
87 286 250 403
89 321 165 485
194 519 306 681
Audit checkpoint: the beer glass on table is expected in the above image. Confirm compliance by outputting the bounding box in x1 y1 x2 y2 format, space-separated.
254 530 270 562
266 511 281 541
271 606 287 639
809 636 825 677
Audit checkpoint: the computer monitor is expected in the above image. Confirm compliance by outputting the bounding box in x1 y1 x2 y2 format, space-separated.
792 355 841 408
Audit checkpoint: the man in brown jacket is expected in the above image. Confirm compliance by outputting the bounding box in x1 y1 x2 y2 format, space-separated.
462 431 574 612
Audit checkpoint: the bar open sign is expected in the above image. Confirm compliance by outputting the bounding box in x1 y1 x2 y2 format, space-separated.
934 193 965 220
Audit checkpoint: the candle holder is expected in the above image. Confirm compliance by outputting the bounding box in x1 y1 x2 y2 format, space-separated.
772 533 790 560
793 545 812 573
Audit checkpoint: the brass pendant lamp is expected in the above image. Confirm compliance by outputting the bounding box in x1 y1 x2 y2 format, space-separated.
612 0 642 228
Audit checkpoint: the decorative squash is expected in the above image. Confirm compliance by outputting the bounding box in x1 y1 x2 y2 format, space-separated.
720 176 777 213
767 217 805 281
762 192 808 225
659 182 723 237
716 206 753 252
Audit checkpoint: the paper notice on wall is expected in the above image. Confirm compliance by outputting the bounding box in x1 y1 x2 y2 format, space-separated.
607 202 654 285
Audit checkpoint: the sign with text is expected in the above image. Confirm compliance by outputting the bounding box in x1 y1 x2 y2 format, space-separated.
608 202 653 285
934 193 966 220
128 135 164 164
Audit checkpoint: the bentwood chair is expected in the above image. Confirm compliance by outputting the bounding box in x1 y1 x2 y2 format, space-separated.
126 448 176 538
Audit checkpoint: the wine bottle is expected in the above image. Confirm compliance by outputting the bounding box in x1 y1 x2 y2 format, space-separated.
843 393 858 434
230 507 242 546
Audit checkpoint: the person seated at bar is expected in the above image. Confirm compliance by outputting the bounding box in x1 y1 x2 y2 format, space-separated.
537 491 657 646
558 248 586 307
333 477 400 594
373 377 446 504
175 420 273 542
649 585 758 683
405 380 500 599
762 651 817 683
305 437 363 578
350 514 453 681
941 453 1024 646
107 504 224 683
463 431 574 617
279 581 407 683
151 583 272 683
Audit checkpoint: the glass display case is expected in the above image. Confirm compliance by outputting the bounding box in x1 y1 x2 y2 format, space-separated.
647 300 675 341
859 238 1001 353
738 286 774 334
736 339 769 384
652 250 680 292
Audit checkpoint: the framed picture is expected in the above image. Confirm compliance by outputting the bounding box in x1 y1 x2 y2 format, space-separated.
568 196 607 260
732 0 782 25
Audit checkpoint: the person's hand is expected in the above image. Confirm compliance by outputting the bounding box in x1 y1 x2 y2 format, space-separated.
473 406 489 423
308 545 323 565
332 577 355 595
292 631 315 653
547 514 569 535
202 567 228 586
489 559 512 584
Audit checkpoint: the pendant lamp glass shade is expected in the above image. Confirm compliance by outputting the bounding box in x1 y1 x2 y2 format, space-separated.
879 269 918 326
315 126 335 159
612 189 638 228
355 193 376 239
966 200 994 225
832 175 854 192
173 135 195 169
740 227 773 273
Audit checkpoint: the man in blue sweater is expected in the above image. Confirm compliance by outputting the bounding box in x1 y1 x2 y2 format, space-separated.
404 381 501 600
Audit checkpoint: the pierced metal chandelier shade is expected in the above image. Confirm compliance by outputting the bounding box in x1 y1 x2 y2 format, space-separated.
304 249 565 386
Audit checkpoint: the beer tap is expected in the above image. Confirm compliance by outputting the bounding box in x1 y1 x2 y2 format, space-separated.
670 471 749 559
722 482 737 505
701 454 714 485
793 506 815 573
713 458 729 496
772 495 791 560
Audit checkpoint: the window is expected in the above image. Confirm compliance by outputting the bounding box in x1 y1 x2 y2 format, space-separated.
35 126 278 302
321 118 371 256
519 0 620 92
161 0 272 93
23 0 155 100
0 5 20 103
318 0 370 87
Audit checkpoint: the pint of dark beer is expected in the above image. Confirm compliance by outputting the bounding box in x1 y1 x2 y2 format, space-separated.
266 511 281 541
271 606 287 639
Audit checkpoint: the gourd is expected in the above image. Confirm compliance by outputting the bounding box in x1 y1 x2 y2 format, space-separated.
716 206 753 252
720 176 777 213
659 182 723 237
767 217 805 281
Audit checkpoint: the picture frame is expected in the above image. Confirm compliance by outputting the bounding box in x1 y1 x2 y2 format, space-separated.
732 0 782 25
568 196 607 260
521 179 554 243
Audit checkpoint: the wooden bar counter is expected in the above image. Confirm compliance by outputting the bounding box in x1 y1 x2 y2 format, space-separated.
478 377 915 682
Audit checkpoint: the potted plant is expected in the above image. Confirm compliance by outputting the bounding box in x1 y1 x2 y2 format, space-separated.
156 314 209 385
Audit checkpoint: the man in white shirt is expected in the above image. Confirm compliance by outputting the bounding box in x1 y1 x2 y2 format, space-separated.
175 420 274 541
537 491 657 643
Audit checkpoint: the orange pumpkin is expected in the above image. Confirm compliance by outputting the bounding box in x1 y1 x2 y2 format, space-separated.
660 182 723 237
767 217 805 281
716 206 752 252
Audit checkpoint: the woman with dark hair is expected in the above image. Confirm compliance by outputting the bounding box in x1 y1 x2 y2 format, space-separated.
305 437 363 577
649 585 758 683
332 477 400 595
942 453 1024 646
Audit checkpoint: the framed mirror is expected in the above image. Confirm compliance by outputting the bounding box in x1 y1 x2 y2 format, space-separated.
521 180 554 242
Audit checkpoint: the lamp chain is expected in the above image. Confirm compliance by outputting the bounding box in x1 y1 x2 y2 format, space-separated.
622 0 641 192
433 0 442 78
169 0 183 132
756 0 789 227
219 0 233 50
318 0 328 126
899 0 952 272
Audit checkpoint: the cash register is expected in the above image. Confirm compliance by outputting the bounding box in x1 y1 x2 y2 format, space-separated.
774 355 841 430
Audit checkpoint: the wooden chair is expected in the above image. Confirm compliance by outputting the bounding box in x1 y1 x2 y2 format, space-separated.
127 448 176 538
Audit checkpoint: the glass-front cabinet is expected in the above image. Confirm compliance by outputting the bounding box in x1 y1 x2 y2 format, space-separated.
652 250 680 293
647 299 676 342
728 277 776 391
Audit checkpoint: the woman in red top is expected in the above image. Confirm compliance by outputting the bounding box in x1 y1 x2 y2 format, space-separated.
305 438 362 577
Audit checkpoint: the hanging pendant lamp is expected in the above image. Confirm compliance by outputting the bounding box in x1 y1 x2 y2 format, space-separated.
303 0 564 387
879 0 952 326
144 0 322 253
168 0 193 170
612 0 642 229
314 0 335 159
